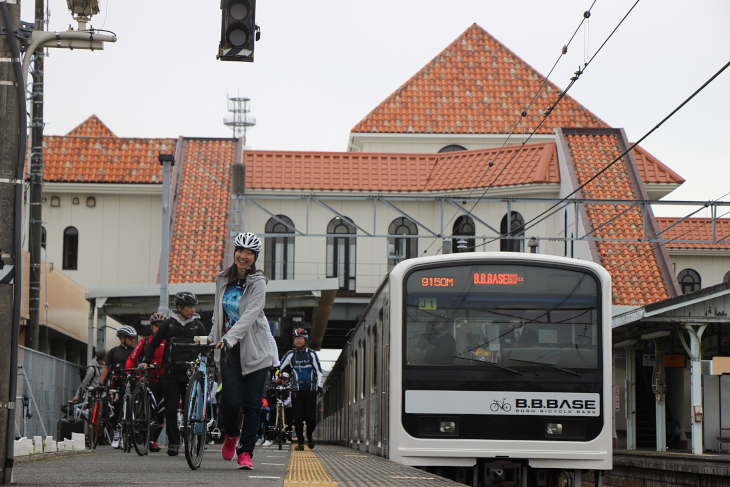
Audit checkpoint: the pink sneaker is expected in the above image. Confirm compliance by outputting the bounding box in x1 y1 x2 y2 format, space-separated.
222 435 238 461
237 451 254 470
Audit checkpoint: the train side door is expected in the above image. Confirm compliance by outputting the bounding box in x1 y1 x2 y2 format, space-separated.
381 300 390 458
373 308 383 456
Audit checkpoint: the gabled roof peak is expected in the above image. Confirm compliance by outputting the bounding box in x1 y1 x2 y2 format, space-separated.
66 114 116 138
352 23 608 135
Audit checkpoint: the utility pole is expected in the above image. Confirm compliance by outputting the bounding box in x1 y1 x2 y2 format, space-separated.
26 0 45 351
158 154 175 315
0 0 23 482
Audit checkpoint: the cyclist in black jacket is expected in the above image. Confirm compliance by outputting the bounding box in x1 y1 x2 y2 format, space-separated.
100 325 138 448
139 292 206 456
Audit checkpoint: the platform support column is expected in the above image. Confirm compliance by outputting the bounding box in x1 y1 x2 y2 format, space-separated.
681 324 707 454
653 337 667 452
625 344 637 450
95 298 107 351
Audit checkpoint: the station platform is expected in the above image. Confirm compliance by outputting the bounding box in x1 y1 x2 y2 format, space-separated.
11 442 464 487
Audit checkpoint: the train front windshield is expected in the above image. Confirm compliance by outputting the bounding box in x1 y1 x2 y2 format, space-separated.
404 263 601 369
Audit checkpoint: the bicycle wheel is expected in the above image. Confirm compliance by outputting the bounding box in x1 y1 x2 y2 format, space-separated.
503 403 511 412
123 395 134 453
184 371 206 470
87 398 101 449
131 384 150 456
490 402 499 412
276 406 284 450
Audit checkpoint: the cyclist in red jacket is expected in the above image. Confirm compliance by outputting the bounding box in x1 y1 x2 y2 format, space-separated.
127 312 167 452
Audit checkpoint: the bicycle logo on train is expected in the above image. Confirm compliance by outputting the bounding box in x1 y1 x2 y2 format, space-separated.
490 398 511 413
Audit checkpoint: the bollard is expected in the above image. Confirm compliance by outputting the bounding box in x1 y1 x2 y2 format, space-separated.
33 436 43 454
72 433 85 451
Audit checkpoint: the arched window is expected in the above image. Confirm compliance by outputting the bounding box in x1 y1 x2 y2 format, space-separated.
265 215 295 280
62 227 79 270
677 269 701 294
452 215 475 253
500 211 525 252
388 217 418 269
327 217 356 292
438 144 467 153
724 271 730 284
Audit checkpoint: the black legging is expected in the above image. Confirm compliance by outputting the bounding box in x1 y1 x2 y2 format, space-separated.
291 390 317 445
149 380 165 442
162 371 188 449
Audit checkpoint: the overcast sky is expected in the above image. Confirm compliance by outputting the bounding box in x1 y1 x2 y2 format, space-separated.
21 0 730 217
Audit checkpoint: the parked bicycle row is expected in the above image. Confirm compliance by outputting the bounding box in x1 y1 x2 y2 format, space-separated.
67 232 325 471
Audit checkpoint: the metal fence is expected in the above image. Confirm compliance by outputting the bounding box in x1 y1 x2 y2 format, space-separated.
14 346 83 439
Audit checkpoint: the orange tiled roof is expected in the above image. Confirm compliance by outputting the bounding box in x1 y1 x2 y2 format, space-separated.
564 132 671 306
631 145 684 184
66 115 117 137
168 139 238 283
244 143 560 192
352 24 609 135
43 135 176 183
655 218 730 250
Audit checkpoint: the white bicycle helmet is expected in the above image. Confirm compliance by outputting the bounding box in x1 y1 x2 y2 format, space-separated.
116 325 138 338
234 232 262 254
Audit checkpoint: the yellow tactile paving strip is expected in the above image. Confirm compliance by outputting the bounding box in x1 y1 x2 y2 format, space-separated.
284 448 340 487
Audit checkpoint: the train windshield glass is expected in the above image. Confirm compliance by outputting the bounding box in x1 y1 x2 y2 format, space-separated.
404 263 601 369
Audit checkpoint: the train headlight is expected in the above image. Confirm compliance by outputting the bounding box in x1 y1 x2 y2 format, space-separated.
418 417 460 437
440 421 456 434
543 419 587 440
546 423 563 435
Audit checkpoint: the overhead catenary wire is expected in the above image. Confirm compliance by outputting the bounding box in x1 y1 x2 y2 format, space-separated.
469 57 730 252
430 0 640 254
473 0 640 216
517 59 730 236
423 2 600 255
627 208 730 262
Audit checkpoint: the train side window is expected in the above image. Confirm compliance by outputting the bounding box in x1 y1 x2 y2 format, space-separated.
372 324 379 394
361 339 367 399
351 350 357 405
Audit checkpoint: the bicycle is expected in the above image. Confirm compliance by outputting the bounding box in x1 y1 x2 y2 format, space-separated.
172 341 216 470
114 368 139 453
83 386 112 449
130 364 160 456
268 382 293 450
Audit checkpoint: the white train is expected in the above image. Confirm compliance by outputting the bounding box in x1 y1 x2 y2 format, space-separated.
320 253 612 486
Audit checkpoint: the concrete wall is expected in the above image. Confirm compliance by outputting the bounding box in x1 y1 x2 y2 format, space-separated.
668 252 730 291
18 252 89 347
247 191 563 293
43 260 89 344
349 133 554 154
42 189 162 289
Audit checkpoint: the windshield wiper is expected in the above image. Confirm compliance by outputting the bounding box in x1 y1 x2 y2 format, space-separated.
453 356 523 375
509 358 581 376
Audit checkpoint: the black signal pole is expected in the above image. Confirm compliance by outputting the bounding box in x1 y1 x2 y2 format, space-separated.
0 0 25 482
26 0 46 352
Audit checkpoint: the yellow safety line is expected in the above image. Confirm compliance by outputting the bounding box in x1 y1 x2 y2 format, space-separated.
284 449 339 487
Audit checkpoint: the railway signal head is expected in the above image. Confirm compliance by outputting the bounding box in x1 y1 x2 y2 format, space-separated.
219 0 260 62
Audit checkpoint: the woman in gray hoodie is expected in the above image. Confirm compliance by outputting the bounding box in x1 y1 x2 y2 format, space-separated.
210 232 278 470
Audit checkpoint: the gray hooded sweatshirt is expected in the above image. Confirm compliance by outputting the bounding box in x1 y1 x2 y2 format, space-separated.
209 271 278 375
74 358 104 401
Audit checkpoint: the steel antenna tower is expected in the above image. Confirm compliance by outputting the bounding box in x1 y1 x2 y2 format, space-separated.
223 96 256 145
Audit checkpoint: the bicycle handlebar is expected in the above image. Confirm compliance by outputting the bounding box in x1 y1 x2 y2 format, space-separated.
171 343 217 352
119 368 142 373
